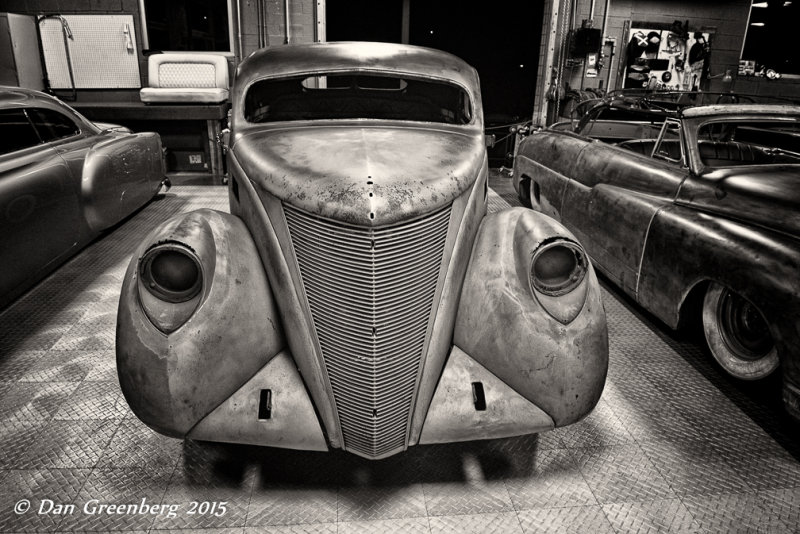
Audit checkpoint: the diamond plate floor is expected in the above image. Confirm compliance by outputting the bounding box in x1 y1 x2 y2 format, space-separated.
1 173 799 533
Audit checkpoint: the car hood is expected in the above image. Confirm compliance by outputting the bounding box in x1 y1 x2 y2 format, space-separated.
231 125 485 226
677 166 800 237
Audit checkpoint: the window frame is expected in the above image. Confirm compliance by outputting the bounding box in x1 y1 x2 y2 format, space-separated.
651 118 685 165
138 0 236 55
27 107 82 145
0 108 44 157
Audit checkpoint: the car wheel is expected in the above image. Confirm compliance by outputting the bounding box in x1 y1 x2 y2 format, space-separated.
518 177 532 208
702 282 778 380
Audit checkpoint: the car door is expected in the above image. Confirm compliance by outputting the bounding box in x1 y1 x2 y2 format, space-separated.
559 118 687 299
0 108 82 303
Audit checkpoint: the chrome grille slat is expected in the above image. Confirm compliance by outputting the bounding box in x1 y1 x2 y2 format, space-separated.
285 204 450 459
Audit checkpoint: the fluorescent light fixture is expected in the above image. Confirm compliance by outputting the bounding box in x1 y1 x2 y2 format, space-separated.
752 1 768 6
750 22 766 25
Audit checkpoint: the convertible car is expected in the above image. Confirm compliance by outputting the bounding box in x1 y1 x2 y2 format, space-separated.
0 86 167 310
513 97 800 419
117 42 608 460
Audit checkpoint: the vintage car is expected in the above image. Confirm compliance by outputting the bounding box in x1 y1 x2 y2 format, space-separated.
0 86 167 310
513 98 800 419
116 42 608 460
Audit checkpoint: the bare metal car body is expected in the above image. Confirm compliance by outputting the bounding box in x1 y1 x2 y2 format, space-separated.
117 42 608 460
513 100 800 419
0 86 166 309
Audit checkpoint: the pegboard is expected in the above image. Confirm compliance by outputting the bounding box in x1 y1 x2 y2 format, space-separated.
40 15 141 89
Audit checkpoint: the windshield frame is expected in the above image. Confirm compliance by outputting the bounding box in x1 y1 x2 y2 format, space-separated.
240 68 476 127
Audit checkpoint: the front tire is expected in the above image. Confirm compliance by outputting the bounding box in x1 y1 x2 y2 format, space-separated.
702 282 778 380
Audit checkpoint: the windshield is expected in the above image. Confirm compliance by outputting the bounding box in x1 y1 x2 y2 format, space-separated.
696 118 800 167
244 73 472 125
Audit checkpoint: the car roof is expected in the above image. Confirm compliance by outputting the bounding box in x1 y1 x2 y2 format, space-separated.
234 41 480 97
0 86 53 108
681 104 800 118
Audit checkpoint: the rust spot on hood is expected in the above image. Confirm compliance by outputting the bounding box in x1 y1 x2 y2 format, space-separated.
233 125 485 225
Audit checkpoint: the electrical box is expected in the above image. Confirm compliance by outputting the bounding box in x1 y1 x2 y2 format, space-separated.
570 27 603 57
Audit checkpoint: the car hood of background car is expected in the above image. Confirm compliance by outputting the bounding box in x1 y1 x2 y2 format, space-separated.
231 124 485 226
677 165 800 237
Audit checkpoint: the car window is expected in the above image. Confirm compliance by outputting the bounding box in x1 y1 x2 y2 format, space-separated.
27 108 80 143
696 119 800 167
244 73 472 124
0 109 42 155
652 119 683 163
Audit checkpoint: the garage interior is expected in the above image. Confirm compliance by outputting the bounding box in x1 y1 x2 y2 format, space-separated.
1 0 799 532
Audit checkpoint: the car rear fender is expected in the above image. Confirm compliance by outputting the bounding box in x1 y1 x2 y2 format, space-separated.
640 205 800 382
116 209 286 437
81 132 164 232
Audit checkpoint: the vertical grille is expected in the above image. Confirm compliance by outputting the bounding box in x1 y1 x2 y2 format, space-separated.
285 205 451 458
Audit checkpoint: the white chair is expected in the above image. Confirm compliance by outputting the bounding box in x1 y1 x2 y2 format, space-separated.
140 53 229 104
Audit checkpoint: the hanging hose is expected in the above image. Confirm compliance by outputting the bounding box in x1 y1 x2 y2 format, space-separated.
37 14 77 101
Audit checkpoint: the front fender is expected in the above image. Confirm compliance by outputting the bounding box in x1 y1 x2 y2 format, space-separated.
453 208 608 426
116 209 285 437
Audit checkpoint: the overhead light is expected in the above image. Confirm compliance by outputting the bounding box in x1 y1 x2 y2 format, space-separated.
752 1 768 6
750 22 766 26
784 1 792 6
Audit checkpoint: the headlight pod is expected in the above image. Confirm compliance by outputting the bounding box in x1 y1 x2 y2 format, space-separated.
138 243 204 334
140 245 202 303
530 241 587 297
529 240 590 324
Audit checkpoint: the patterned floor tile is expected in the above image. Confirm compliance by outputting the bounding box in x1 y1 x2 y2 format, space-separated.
554 400 636 449
429 512 522 533
17 351 97 383
96 417 181 470
422 481 513 516
0 469 91 532
0 351 45 382
57 467 173 531
338 484 426 521
247 485 338 526
721 447 800 491
20 419 120 469
337 516 430 534
0 421 47 469
575 444 676 504
517 505 615 534
757 486 800 532
244 525 335 534
0 382 80 423
54 381 128 420
640 440 751 497
682 491 792 533
505 448 597 510
602 498 704 533
152 456 256 530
